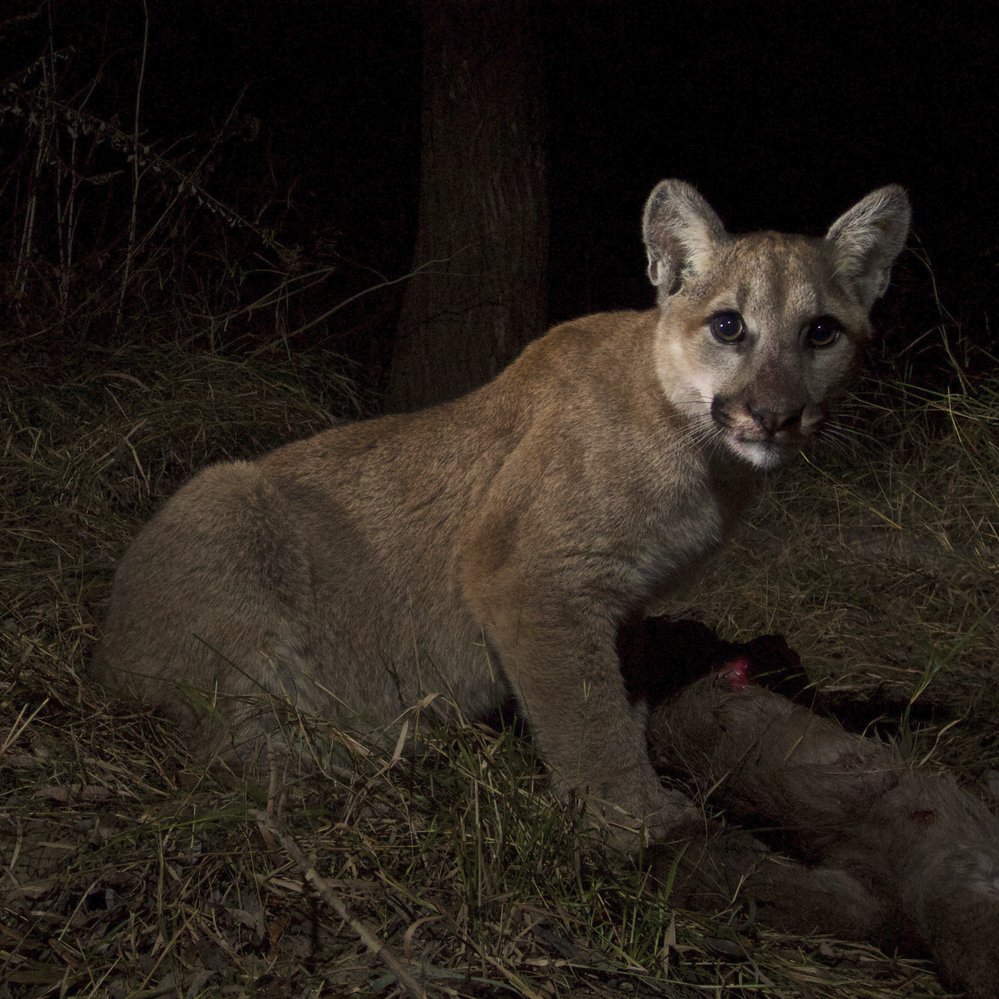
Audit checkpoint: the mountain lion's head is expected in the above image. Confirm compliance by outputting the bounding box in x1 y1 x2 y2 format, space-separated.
643 180 910 469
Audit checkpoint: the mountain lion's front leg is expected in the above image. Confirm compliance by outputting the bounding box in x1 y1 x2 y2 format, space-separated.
471 590 693 843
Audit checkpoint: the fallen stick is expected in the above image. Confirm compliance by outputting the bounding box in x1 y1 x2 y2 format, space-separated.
646 658 999 999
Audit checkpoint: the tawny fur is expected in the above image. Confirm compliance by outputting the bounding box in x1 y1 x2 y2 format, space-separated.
94 180 910 839
648 669 999 999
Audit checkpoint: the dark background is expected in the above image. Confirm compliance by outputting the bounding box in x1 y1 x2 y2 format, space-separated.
7 0 997 369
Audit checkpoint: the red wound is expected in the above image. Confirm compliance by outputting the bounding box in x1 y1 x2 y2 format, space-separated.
720 656 751 692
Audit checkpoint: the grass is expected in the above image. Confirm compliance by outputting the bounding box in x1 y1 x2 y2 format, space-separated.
2 330 996 998
2 25 997 994
678 373 999 776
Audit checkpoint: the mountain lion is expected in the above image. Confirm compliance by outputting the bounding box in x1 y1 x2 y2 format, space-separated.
95 180 910 840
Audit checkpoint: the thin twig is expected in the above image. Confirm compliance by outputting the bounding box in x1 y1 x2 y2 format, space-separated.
249 247 476 355
116 0 149 329
249 808 429 999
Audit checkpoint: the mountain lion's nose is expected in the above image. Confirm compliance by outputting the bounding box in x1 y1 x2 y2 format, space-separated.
747 404 804 435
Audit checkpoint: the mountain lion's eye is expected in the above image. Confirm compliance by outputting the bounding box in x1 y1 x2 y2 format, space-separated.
708 311 746 344
804 317 843 349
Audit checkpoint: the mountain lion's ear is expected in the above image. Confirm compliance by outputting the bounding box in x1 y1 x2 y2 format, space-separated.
643 180 728 295
825 185 911 309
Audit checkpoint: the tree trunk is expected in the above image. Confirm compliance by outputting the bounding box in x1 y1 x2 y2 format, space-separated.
387 0 548 412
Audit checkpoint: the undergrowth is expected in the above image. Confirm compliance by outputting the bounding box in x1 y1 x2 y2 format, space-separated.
4 335 996 998
678 370 999 776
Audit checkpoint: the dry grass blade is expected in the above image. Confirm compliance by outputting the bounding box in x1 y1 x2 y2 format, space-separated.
249 808 430 999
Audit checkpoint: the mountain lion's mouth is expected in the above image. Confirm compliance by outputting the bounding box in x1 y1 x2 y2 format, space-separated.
727 433 797 469
709 399 810 469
